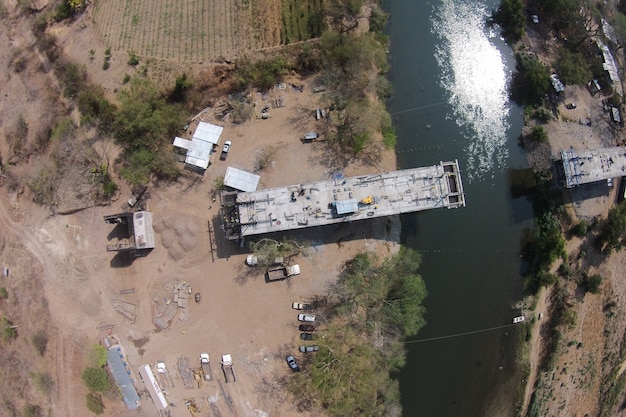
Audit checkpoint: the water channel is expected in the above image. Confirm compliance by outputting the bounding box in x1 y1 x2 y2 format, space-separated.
383 0 535 415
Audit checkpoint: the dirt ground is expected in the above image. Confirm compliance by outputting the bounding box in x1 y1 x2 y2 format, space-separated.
0 3 399 417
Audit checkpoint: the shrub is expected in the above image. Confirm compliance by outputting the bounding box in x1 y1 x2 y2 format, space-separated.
32 330 48 356
584 273 602 294
32 372 54 396
102 59 110 70
89 344 108 367
86 392 105 414
572 221 587 237
122 74 131 84
22 404 42 417
0 287 8 300
528 125 547 143
127 51 139 66
81 367 110 392
1 317 17 342
555 48 591 86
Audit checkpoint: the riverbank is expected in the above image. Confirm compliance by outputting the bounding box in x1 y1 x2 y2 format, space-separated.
517 13 626 416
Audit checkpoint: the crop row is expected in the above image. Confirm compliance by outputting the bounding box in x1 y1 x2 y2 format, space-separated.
92 0 242 61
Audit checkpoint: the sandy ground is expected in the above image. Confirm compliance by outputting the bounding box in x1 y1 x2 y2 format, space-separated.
0 5 399 415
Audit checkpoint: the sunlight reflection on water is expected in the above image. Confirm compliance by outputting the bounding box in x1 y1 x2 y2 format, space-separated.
432 0 509 181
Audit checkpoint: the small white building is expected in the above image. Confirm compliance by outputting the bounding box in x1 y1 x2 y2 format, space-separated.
224 166 260 192
173 121 223 170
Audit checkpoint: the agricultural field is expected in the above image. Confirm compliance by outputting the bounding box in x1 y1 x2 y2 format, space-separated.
91 0 324 62
93 0 246 61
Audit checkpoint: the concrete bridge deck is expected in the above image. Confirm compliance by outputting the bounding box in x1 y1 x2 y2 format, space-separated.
219 160 466 240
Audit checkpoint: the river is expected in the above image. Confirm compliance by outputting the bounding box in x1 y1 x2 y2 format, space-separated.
383 0 535 415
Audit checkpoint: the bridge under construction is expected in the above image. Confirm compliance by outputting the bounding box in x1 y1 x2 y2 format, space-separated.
219 160 466 240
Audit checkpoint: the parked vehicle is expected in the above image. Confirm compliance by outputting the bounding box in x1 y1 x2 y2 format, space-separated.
513 316 525 324
220 140 232 160
200 353 212 381
128 185 148 207
299 345 319 353
266 264 301 281
300 333 316 340
299 324 316 332
286 355 300 372
292 302 312 310
298 314 315 322
221 354 236 383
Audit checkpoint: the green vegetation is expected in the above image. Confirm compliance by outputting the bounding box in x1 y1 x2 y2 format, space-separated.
81 367 110 392
89 343 108 367
22 404 42 417
601 200 626 252
280 0 325 44
292 248 427 416
32 372 54 396
1 316 18 342
234 57 287 91
511 54 550 106
127 51 139 66
492 0 525 44
555 48 591 86
0 287 7 300
85 392 105 415
113 77 185 184
582 273 602 294
521 171 566 294
527 125 548 143
32 330 48 356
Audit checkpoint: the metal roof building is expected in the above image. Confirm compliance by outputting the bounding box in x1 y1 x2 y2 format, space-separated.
173 121 223 170
107 346 140 410
560 147 626 188
220 160 466 240
224 166 260 192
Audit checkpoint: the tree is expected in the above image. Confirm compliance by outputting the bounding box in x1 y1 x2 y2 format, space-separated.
1 317 17 342
511 54 550 105
602 200 626 251
555 48 591 85
528 125 548 143
248 238 303 266
86 392 105 415
81 367 110 392
32 330 48 356
493 0 525 44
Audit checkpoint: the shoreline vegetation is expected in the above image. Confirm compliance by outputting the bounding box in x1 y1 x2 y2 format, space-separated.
0 0 429 416
494 0 626 416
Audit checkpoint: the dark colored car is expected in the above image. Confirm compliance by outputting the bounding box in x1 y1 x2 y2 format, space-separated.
300 332 316 340
286 355 300 372
299 324 316 332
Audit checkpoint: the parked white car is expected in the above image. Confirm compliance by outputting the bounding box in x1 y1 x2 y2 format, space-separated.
298 314 315 322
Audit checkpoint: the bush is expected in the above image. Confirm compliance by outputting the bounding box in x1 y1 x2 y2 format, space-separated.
89 344 108 367
81 367 110 392
122 74 131 84
32 330 48 356
528 125 547 143
86 392 105 414
0 287 8 300
572 220 587 237
22 404 42 417
584 273 602 294
555 48 591 86
127 51 139 66
32 372 54 396
1 316 18 342
102 59 110 70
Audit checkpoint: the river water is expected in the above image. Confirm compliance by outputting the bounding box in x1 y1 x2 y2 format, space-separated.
384 0 535 415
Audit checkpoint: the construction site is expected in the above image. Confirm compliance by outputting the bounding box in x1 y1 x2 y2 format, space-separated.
219 160 466 240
